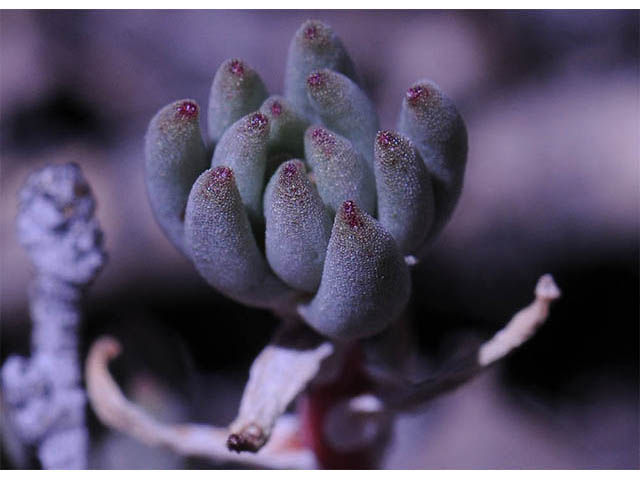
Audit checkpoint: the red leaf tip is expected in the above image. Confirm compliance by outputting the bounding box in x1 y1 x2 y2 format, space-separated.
205 166 234 194
176 101 198 119
341 200 364 230
406 85 428 104
304 24 318 40
277 160 305 197
310 127 335 154
311 127 332 143
300 20 330 46
229 59 245 77
211 166 233 182
270 101 282 117
376 130 400 149
282 161 299 178
307 72 325 88
247 112 268 133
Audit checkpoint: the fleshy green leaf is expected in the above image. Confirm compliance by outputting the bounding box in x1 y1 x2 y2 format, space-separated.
306 69 379 167
144 99 208 256
185 166 294 309
263 160 332 292
284 20 359 120
397 80 468 239
208 58 268 145
374 130 435 255
299 200 411 341
304 125 376 216
259 95 309 158
211 112 271 227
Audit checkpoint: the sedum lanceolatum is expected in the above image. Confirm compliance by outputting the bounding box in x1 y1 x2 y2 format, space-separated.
144 19 467 341
82 19 558 468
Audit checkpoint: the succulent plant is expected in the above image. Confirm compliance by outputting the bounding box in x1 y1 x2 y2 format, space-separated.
1 18 563 471
144 19 468 341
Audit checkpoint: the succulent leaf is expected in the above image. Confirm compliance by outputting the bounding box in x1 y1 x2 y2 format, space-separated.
144 99 209 256
211 111 271 227
284 20 359 120
264 160 332 292
397 80 468 239
306 69 379 168
260 95 309 158
304 125 376 216
298 201 411 341
374 130 435 255
185 167 294 309
208 59 268 145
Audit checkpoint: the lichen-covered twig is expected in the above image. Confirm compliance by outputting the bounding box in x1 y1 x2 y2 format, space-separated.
85 336 317 469
1 163 106 469
377 274 562 411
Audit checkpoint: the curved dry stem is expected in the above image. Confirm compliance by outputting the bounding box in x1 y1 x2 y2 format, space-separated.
377 274 562 411
85 336 316 469
228 324 334 453
478 274 561 365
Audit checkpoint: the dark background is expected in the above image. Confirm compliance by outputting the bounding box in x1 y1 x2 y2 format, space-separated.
1 10 638 468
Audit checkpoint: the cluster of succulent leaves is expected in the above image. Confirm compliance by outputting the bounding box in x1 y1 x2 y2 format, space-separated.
144 20 467 342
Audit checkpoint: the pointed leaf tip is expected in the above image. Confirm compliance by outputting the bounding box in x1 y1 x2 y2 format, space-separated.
205 166 234 193
307 71 325 88
176 100 199 119
228 59 245 77
299 19 334 47
341 200 364 230
406 85 429 104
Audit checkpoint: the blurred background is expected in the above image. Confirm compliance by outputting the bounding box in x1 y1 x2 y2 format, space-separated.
1 10 638 469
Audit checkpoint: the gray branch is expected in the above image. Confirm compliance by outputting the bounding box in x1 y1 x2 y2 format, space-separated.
1 163 106 469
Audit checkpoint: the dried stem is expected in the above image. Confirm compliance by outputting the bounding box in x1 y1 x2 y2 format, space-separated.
374 274 561 411
85 275 560 468
228 323 334 453
85 336 317 469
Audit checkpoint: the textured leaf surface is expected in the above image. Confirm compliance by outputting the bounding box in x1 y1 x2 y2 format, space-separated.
306 69 379 167
284 20 359 121
211 112 271 227
185 167 293 309
144 99 208 255
208 59 268 145
397 80 468 239
264 160 332 292
304 126 376 216
260 95 309 158
374 130 435 255
299 201 410 341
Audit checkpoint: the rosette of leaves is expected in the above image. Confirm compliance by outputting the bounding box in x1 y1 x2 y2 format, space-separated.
144 19 467 342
